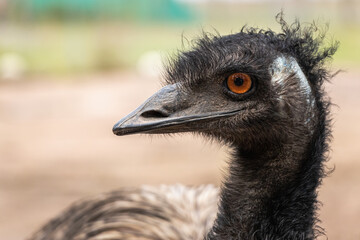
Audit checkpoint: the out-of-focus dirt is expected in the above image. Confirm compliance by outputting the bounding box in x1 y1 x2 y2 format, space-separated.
0 70 359 240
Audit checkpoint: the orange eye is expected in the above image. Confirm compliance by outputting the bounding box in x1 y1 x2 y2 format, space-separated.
226 73 252 94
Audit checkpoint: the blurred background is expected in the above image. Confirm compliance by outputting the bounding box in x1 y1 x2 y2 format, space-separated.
0 0 359 239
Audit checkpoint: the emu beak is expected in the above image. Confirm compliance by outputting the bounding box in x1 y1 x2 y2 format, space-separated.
112 83 240 136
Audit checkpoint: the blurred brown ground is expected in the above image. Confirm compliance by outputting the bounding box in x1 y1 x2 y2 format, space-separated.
0 70 359 240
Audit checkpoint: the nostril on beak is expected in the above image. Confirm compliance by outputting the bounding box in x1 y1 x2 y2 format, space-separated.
141 110 169 118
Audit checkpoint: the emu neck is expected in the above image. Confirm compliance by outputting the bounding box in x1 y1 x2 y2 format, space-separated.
208 123 325 240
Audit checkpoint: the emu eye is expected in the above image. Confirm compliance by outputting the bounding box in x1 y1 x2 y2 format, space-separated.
226 73 252 94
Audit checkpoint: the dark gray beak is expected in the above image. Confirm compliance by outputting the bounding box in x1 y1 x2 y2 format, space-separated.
112 83 241 136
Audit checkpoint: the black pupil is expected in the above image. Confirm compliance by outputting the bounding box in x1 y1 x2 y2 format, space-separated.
234 77 244 86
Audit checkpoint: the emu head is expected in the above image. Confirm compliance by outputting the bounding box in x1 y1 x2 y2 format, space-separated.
113 21 337 151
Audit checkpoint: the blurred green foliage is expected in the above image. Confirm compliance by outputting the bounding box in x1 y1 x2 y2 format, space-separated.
7 0 194 22
0 1 359 77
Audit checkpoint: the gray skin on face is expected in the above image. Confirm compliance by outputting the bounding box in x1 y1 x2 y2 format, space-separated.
112 55 315 146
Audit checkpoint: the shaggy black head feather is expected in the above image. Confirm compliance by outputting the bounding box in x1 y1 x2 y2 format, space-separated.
165 13 338 90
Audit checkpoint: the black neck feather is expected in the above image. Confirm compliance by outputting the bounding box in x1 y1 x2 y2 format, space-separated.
207 107 329 240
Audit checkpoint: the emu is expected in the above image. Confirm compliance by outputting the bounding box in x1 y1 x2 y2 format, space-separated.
29 15 338 240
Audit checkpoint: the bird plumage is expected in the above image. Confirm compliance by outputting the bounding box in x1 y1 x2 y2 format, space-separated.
29 14 338 240
29 185 218 240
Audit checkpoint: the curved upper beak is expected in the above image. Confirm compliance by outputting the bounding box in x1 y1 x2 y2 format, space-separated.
112 83 241 136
